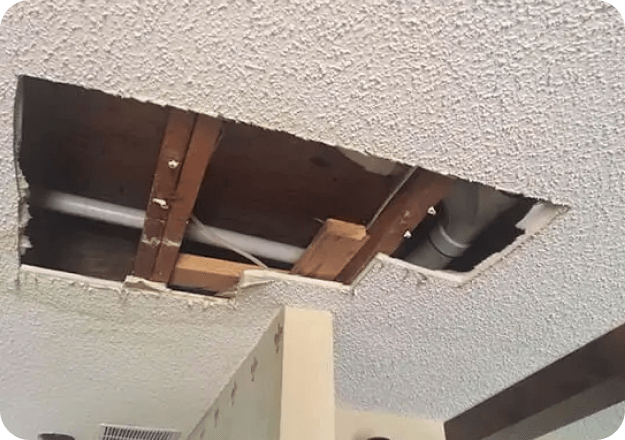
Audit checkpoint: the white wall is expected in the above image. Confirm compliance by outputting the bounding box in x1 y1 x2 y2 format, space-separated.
0 1 624 439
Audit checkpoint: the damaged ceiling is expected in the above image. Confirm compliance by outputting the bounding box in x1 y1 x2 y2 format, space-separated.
16 76 559 292
0 0 624 440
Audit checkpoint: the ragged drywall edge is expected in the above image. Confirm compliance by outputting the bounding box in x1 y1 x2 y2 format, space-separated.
20 264 123 290
455 202 567 283
19 263 351 308
18 264 232 321
375 201 568 287
12 76 29 258
338 147 401 176
123 275 170 293
375 255 468 285
518 202 570 235
239 269 352 294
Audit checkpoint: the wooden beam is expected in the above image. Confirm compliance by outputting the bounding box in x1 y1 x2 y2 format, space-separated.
170 253 260 293
187 307 335 440
336 169 454 284
151 115 223 283
444 323 625 440
291 219 368 281
134 108 196 279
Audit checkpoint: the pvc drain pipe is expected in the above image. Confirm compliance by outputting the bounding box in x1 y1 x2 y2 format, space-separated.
30 190 305 264
406 180 517 269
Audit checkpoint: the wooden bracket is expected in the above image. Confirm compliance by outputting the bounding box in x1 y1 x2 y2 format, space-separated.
336 169 454 284
291 218 368 281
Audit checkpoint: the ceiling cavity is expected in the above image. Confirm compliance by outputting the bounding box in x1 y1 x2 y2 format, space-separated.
16 76 563 293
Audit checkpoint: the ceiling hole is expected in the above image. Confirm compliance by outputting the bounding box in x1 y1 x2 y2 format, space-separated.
16 75 564 289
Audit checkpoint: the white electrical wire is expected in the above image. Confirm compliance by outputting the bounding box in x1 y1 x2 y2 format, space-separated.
367 166 418 229
190 215 268 268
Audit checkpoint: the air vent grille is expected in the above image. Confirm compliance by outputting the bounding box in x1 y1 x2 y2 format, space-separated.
98 425 180 440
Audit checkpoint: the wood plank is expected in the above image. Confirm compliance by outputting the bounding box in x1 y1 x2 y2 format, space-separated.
444 323 625 440
291 218 368 281
336 169 454 284
187 306 335 440
133 108 196 279
170 253 259 292
151 115 223 282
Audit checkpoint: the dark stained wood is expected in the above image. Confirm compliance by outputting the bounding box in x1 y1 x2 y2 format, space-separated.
194 122 408 248
133 108 196 279
336 169 454 284
151 115 223 283
291 219 368 281
21 77 411 255
445 324 625 440
20 76 168 210
22 208 140 282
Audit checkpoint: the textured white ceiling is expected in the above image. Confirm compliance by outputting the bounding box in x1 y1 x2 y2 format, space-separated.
0 0 624 439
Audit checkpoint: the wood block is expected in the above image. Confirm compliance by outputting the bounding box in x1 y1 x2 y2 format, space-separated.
170 254 259 293
291 219 368 281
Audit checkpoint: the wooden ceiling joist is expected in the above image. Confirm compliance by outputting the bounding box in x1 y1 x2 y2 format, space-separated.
133 108 196 279
445 323 625 440
134 111 223 284
336 169 454 284
151 115 223 283
291 218 368 281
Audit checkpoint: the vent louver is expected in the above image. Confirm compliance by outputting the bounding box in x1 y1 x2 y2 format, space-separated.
98 425 180 440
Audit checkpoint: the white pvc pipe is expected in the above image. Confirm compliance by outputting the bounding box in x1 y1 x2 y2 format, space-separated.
31 190 305 264
32 190 145 230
